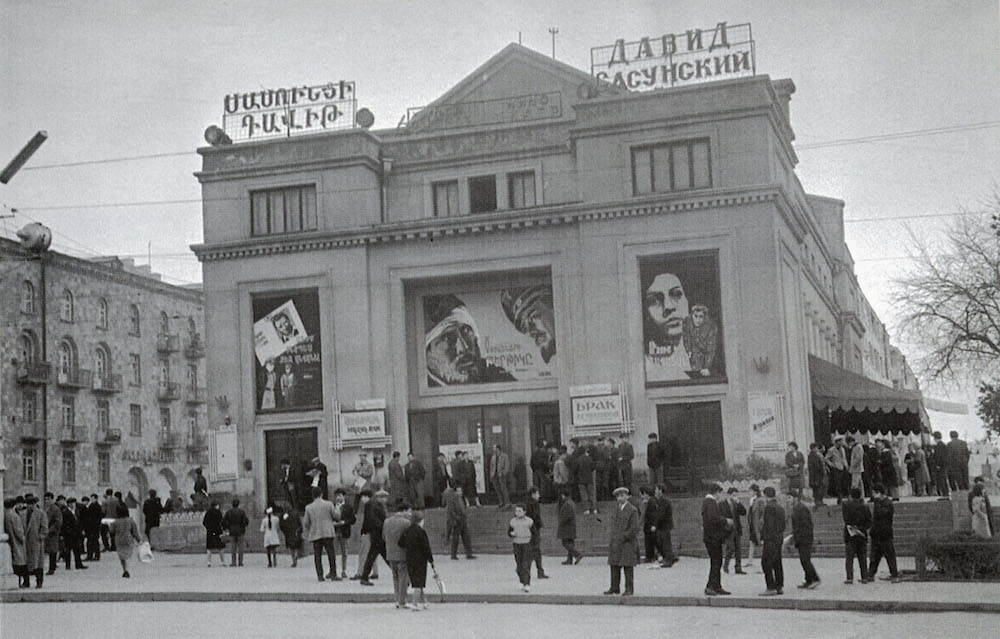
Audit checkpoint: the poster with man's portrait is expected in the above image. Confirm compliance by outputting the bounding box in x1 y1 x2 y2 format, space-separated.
252 289 323 413
639 251 726 387
421 283 556 388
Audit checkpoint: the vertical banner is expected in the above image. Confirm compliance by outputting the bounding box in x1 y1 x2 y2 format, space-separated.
748 392 780 450
211 424 238 482
252 289 323 413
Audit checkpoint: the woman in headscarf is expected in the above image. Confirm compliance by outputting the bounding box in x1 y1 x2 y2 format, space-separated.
202 500 226 567
112 504 141 578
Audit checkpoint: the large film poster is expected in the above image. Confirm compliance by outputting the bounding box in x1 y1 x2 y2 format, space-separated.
640 251 726 387
422 284 556 388
253 289 322 413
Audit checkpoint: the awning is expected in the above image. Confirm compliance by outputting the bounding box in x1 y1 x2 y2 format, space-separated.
809 355 928 431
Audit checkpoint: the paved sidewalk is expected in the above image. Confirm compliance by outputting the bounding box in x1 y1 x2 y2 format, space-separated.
3 552 998 613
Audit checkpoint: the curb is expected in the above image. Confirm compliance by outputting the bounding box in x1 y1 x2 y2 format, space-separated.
3 590 999 613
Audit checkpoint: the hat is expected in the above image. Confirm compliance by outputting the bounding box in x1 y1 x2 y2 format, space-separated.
374 489 389 498
500 285 552 334
612 486 630 496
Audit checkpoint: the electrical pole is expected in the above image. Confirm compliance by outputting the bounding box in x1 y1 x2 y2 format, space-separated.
549 27 559 59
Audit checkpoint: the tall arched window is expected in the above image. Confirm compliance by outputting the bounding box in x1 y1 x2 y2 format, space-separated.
60 289 74 322
160 311 169 334
129 304 141 336
58 338 77 376
94 343 111 380
97 298 108 329
19 332 37 364
21 281 35 314
187 317 196 334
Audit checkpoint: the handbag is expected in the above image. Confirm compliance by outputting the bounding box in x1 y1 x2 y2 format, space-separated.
138 541 154 563
219 533 230 546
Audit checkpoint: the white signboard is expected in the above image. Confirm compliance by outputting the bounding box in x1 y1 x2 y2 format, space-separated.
253 299 308 366
211 425 239 482
568 384 614 397
340 410 387 442
355 398 387 410
571 394 624 427
439 442 486 495
749 392 780 449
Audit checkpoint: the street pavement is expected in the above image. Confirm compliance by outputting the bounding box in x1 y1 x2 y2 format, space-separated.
1 551 998 612
2 602 997 639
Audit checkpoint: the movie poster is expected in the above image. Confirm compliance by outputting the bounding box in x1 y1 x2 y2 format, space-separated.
639 251 727 386
422 283 556 388
252 289 322 413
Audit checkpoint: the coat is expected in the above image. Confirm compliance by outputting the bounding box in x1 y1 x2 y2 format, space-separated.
808 450 828 486
260 514 282 547
849 444 865 475
607 501 640 567
203 508 226 550
553 458 571 485
112 517 140 561
334 502 355 539
556 497 577 540
383 513 412 563
222 506 249 537
279 510 303 550
841 499 872 542
791 502 813 548
399 523 434 588
701 496 728 545
825 445 847 471
361 501 387 536
972 496 993 539
646 440 663 469
719 498 746 535
445 491 467 527
388 460 406 499
526 499 544 533
4 508 26 566
761 500 786 547
23 505 47 572
302 498 339 542
654 496 673 531
44 503 62 554
143 498 163 529
946 439 970 472
489 451 510 478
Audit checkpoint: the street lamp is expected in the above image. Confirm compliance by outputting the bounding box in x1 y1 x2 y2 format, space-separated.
1 131 48 184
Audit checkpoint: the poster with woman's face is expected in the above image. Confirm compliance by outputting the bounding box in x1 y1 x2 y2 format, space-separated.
252 289 322 413
639 251 726 387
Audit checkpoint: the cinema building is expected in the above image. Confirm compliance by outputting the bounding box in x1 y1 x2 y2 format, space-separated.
192 44 924 507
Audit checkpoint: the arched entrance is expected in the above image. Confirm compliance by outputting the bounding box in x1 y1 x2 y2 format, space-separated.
126 467 149 506
153 467 177 500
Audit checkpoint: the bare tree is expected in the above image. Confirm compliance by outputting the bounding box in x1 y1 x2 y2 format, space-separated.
894 192 1000 381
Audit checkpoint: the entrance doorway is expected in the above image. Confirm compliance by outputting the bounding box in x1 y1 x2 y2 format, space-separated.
264 427 318 511
657 401 725 481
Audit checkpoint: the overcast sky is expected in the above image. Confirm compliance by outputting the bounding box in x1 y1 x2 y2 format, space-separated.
3 0 999 435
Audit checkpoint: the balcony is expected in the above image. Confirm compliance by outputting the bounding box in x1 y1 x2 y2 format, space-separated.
18 418 46 441
184 334 205 359
56 368 93 390
95 428 122 446
157 382 181 401
186 432 208 451
92 373 123 394
159 431 181 449
16 361 51 385
156 333 180 353
59 424 88 443
184 385 207 404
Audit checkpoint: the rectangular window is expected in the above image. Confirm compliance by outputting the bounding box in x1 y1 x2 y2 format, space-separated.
432 180 460 217
250 185 317 237
188 412 199 437
62 448 76 484
130 353 141 385
61 396 75 429
632 139 711 195
98 451 111 485
130 404 142 436
507 171 537 209
22 447 37 483
468 175 497 214
97 399 110 431
22 390 37 423
160 407 171 435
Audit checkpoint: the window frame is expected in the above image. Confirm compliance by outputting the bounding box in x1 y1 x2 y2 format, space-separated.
60 289 74 322
97 298 108 329
61 396 75 429
129 404 142 436
250 184 318 237
507 171 537 210
129 353 142 385
97 399 110 431
160 407 171 435
97 451 111 485
62 448 76 484
432 179 460 217
21 281 35 314
129 304 141 336
468 174 498 214
22 447 37 484
631 138 712 195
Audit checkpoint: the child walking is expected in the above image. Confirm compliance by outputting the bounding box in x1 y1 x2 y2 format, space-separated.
399 511 436 610
261 506 281 567
508 504 534 592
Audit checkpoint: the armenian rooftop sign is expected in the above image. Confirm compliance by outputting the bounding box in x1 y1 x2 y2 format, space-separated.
222 81 357 142
591 22 755 91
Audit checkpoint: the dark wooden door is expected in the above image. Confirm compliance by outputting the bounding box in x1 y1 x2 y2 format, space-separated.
657 401 725 468
264 427 319 510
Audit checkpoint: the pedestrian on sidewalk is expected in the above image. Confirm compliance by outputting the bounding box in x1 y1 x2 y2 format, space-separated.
85 494 103 560
785 442 805 493
790 490 820 589
847 436 865 492
557 488 582 564
575 446 596 514
489 445 512 510
746 484 765 571
638 486 657 563
931 432 950 499
278 504 302 567
508 503 534 592
202 500 226 567
388 451 407 509
99 489 120 552
825 437 848 504
111 504 140 578
22 495 47 588
808 443 828 508
553 446 571 499
5 498 28 588
947 431 971 492
333 489 355 578
646 433 664 487
721 487 746 574
525 487 548 579
759 487 785 596
652 485 677 567
357 489 389 584
61 497 87 570
604 486 639 596
617 436 635 494
42 493 61 576
382 503 414 608
303 487 340 582
841 487 871 584
142 490 163 549
222 498 249 567
260 506 282 568
445 486 475 560
868 483 901 582
405 452 427 510
399 511 436 611
702 483 732 596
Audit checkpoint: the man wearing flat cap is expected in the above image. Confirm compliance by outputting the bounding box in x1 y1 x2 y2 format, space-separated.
605 486 639 596
424 294 515 386
501 285 557 364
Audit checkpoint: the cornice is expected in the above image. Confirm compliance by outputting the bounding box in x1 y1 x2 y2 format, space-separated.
191 185 787 263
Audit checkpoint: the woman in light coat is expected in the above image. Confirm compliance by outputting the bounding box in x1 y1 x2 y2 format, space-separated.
22 496 47 588
971 485 993 539
260 506 282 567
112 504 141 578
4 499 27 587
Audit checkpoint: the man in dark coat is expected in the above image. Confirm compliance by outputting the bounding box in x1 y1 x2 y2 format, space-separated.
617 436 635 492
557 488 581 564
405 452 427 510
433 453 451 507
946 431 971 491
639 486 659 563
221 498 249 567
842 487 871 583
525 487 548 579
100 489 121 550
388 452 407 508
604 487 639 596
720 487 747 574
445 486 475 560
759 487 785 596
652 484 677 567
60 497 87 570
868 483 900 582
142 490 163 549
85 494 103 560
808 443 828 507
646 434 664 486
931 432 950 498
358 489 390 584
575 446 596 514
43 493 62 574
592 439 611 502
277 458 300 511
790 489 820 589
701 483 732 596
530 441 550 492
876 440 898 499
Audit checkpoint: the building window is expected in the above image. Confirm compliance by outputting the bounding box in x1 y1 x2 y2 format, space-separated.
129 304 141 336
61 396 75 429
159 360 170 385
97 399 110 431
21 281 35 314
160 407 171 435
130 353 141 385
187 317 197 334
60 289 74 322
97 451 111 485
160 311 170 335
94 344 111 381
250 184 317 236
21 390 37 423
130 404 142 436
19 332 37 364
22 448 37 483
632 139 711 195
188 412 199 437
468 175 497 214
432 180 459 217
62 448 76 484
97 298 108 329
187 364 198 388
508 171 536 209
58 339 77 377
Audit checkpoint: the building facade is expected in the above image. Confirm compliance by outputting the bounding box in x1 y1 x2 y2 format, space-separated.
1 239 208 503
193 45 921 507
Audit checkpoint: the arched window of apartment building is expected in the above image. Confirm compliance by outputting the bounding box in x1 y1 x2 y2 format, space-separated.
19 331 37 364
94 343 111 381
58 338 77 376
97 298 108 329
160 311 169 335
60 289 74 322
159 359 170 385
129 304 141 336
187 317 196 335
21 281 35 314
